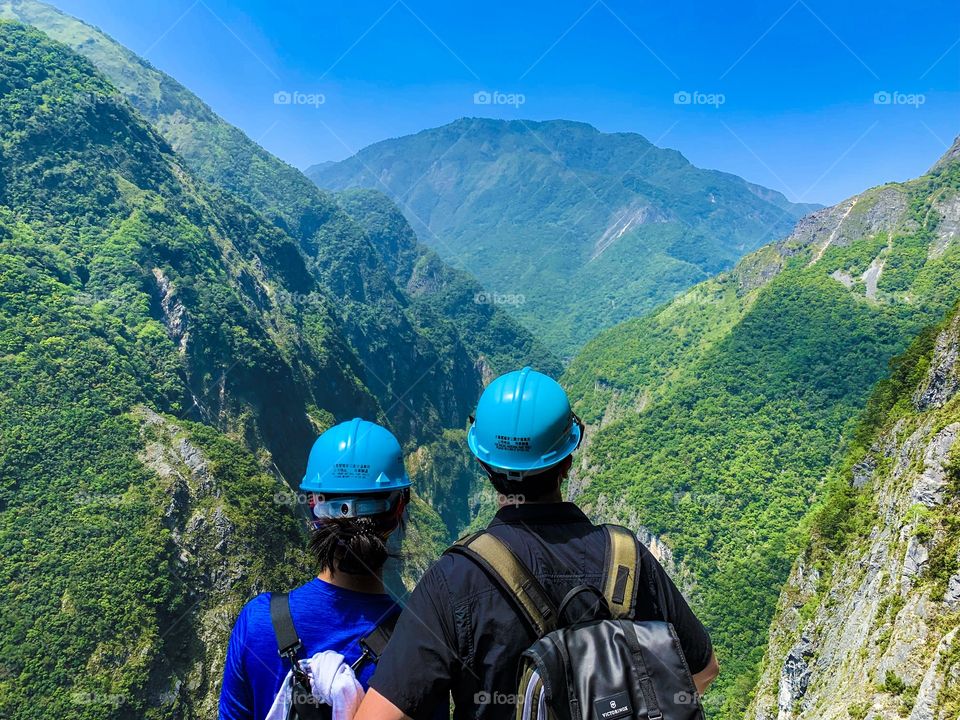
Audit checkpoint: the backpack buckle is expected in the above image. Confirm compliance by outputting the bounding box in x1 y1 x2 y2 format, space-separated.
278 640 302 660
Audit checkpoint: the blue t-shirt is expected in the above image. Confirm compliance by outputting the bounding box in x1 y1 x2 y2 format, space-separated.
219 577 400 720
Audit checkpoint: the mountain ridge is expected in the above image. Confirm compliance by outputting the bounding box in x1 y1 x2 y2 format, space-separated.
564 135 960 718
309 116 821 355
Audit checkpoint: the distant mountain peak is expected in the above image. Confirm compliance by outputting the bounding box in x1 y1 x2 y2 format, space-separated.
310 118 821 353
931 134 960 171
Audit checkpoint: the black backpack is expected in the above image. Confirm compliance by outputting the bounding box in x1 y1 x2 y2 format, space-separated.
446 525 705 720
269 593 398 720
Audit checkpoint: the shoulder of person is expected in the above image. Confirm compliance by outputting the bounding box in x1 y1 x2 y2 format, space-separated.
233 591 272 634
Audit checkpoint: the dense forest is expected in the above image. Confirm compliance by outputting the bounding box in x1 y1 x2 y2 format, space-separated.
564 148 960 717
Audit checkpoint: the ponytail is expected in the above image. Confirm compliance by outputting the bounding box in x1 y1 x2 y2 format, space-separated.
308 516 393 576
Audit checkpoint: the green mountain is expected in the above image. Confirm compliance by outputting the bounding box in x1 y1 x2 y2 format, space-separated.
0 20 472 719
0 0 559 441
748 280 960 720
308 117 820 356
563 137 960 717
0 0 560 548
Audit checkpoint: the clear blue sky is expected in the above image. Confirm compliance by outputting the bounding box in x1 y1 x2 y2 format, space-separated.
50 0 960 205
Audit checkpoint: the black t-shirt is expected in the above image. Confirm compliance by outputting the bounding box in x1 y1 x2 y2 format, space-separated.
371 502 713 720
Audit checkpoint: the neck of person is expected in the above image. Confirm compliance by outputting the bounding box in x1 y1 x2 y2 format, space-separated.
318 567 386 594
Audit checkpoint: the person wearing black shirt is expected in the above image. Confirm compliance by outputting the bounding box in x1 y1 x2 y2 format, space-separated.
355 367 719 720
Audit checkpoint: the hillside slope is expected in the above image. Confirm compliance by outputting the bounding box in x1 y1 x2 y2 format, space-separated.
564 137 960 717
309 117 819 354
0 0 560 440
0 23 445 719
749 305 960 720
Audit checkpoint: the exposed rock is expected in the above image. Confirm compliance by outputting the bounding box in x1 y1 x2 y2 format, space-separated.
908 627 958 720
929 135 960 172
592 202 669 260
782 199 859 257
590 493 678 579
132 407 297 717
151 267 189 352
177 437 214 497
636 526 676 572
853 454 877 488
802 186 911 266
777 635 814 719
915 316 960 411
945 572 960 611
861 254 885 300
929 191 960 259
878 593 929 686
831 269 855 289
908 423 958 508
903 535 930 580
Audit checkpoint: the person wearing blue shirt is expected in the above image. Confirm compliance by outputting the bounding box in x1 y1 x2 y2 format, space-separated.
219 419 414 720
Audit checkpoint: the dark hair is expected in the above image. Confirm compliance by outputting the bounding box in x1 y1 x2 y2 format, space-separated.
486 455 572 502
308 516 397 575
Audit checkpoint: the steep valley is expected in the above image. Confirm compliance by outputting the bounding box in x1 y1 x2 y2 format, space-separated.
564 138 960 718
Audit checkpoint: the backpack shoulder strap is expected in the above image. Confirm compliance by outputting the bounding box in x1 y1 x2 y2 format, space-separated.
351 608 401 672
445 531 557 636
602 525 641 619
269 592 302 659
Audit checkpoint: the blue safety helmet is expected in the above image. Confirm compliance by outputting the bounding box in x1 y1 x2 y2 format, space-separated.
301 418 411 499
467 367 583 480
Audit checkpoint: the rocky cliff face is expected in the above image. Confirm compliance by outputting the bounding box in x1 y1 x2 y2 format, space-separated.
137 408 310 718
749 311 960 720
